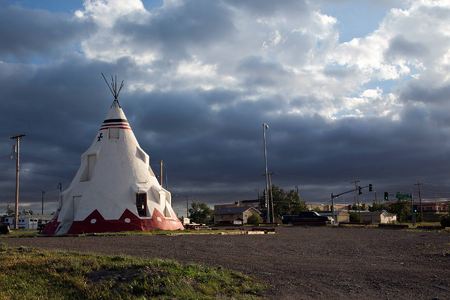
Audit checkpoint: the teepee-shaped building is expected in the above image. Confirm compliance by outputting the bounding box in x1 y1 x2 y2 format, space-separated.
43 76 183 235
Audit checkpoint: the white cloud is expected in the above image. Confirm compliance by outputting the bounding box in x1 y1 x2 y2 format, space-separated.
71 0 450 122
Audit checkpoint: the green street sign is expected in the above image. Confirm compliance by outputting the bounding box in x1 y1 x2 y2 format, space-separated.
395 192 412 201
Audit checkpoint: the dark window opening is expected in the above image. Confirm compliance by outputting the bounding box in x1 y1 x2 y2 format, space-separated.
136 193 147 217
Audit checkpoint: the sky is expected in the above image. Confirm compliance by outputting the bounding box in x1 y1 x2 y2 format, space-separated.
1 0 450 215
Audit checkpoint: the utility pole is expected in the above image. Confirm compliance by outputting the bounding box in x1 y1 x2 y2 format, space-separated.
411 193 416 226
186 196 189 219
41 190 45 215
268 172 274 223
352 180 360 222
330 193 335 219
414 181 423 221
262 123 270 223
160 160 164 188
10 134 25 230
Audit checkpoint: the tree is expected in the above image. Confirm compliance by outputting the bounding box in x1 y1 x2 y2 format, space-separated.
21 209 33 215
270 185 307 221
5 204 14 216
188 202 213 224
369 202 387 212
349 212 360 223
388 200 411 222
247 213 263 225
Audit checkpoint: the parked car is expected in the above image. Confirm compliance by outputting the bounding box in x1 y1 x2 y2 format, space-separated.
282 211 329 226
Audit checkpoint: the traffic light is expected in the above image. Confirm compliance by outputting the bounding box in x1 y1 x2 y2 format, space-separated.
369 184 373 192
384 192 389 201
358 186 362 195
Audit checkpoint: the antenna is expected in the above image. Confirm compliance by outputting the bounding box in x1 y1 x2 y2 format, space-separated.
101 73 124 107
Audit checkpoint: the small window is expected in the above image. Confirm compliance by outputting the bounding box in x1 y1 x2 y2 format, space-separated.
80 154 96 181
163 205 172 218
136 193 148 217
150 187 160 204
109 128 119 139
136 147 146 163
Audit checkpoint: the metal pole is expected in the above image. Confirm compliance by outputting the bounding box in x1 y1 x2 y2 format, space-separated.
268 172 274 223
186 196 189 218
10 134 25 230
41 190 45 215
262 123 270 223
415 182 423 221
352 180 360 222
57 182 63 208
331 193 334 220
160 160 164 187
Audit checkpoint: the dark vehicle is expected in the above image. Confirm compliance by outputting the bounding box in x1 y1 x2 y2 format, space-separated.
282 211 328 226
0 223 10 234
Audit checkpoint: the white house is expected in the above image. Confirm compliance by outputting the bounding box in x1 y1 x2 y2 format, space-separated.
2 215 53 229
359 210 397 224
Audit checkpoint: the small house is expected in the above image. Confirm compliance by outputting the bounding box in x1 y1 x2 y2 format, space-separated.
359 210 397 224
214 206 261 225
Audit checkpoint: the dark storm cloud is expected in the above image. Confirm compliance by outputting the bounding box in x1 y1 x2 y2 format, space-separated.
2 55 450 205
115 0 234 58
120 84 450 203
2 0 450 211
237 56 292 87
384 35 429 60
0 57 134 204
0 3 95 59
400 80 450 104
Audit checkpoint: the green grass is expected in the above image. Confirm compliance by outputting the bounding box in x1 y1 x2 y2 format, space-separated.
0 245 264 300
1 229 39 238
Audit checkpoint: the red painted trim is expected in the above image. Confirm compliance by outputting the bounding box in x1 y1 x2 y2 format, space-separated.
41 217 60 235
99 126 131 130
101 123 129 127
64 208 184 235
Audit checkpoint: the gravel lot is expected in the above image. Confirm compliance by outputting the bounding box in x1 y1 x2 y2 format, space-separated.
2 227 449 299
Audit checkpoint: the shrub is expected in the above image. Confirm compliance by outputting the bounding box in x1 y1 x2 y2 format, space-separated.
440 215 450 228
247 214 263 225
349 212 361 223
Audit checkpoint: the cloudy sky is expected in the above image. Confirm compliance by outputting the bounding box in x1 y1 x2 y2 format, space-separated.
1 0 450 214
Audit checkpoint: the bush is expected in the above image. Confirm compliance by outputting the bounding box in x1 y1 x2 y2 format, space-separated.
349 212 360 223
247 214 263 225
440 215 450 227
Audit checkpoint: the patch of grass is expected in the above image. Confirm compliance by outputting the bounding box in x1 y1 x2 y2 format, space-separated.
0 229 39 238
0 247 264 299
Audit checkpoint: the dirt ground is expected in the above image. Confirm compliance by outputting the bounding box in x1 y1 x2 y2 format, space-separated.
2 227 449 299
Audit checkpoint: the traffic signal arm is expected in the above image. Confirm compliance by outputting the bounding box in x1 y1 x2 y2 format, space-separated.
331 184 374 199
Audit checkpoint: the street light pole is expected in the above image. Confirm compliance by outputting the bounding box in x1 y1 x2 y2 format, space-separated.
268 172 274 223
10 134 25 229
262 123 270 223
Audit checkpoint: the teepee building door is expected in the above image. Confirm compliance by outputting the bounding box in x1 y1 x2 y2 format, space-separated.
136 193 147 217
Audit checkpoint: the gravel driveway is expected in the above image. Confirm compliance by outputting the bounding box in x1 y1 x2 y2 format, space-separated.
2 227 449 299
